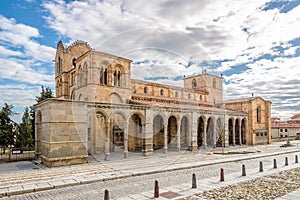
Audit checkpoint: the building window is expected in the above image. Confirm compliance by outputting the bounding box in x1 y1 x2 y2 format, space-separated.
175 91 178 97
100 68 103 85
256 133 259 136
285 129 288 132
114 71 117 87
192 79 197 88
256 107 261 123
264 132 267 136
160 89 164 96
200 95 203 101
188 93 191 99
104 69 108 85
57 56 62 74
72 58 76 68
213 78 216 88
144 87 147 94
117 72 121 87
280 129 283 132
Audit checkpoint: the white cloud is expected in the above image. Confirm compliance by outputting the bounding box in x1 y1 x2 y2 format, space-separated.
41 0 300 119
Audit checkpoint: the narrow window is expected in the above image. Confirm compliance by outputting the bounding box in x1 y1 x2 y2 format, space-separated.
175 91 178 97
144 87 147 94
188 93 191 99
160 89 164 96
200 95 203 100
117 72 121 87
100 68 103 84
72 58 76 68
113 71 117 87
57 57 62 74
213 78 216 88
104 69 107 85
192 79 197 87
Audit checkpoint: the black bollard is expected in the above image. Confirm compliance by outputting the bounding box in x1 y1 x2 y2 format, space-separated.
273 159 277 169
242 164 246 176
285 157 288 166
154 180 159 198
104 190 109 200
192 173 197 188
296 155 299 163
220 168 224 182
259 161 263 172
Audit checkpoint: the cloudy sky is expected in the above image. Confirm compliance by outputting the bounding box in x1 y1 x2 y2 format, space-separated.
0 0 300 122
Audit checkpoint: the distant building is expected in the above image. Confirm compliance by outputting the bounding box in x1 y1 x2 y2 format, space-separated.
271 114 300 141
35 41 272 167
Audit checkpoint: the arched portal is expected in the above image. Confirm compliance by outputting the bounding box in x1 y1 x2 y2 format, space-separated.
235 119 240 145
180 116 189 148
228 118 234 145
153 115 164 150
128 114 143 152
241 119 247 144
197 117 205 147
167 116 177 148
110 113 126 152
206 117 214 147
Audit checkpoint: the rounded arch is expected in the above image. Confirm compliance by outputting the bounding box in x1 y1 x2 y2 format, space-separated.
241 118 247 144
167 115 177 147
109 92 123 104
206 116 215 147
215 117 224 147
197 116 205 148
153 115 164 150
228 117 234 145
128 113 144 152
192 79 197 88
235 118 241 145
180 115 189 148
109 111 127 152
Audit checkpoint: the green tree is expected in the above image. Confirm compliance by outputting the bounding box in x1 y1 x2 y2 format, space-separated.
15 107 34 149
35 86 54 103
0 103 17 153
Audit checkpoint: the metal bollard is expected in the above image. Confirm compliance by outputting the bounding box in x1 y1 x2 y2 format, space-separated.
259 161 263 172
154 180 159 198
285 157 288 166
192 173 197 188
104 190 109 200
220 168 224 182
242 164 246 176
273 159 277 169
296 155 298 163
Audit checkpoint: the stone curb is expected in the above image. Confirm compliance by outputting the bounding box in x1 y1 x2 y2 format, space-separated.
0 148 299 197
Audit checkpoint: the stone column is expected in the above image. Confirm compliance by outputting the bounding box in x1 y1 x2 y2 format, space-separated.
203 120 207 149
123 123 128 159
177 121 181 152
224 116 229 147
164 123 168 153
105 121 110 160
232 118 235 146
143 120 153 156
190 113 198 151
239 119 242 145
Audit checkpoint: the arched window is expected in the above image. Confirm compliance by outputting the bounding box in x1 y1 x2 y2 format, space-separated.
72 58 76 68
104 69 108 85
57 56 62 74
144 87 147 94
200 95 203 101
213 78 216 88
117 72 121 87
113 71 117 87
100 68 103 85
160 89 164 96
192 79 197 88
175 91 178 97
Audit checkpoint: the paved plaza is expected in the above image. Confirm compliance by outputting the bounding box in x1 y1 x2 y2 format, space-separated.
0 141 299 199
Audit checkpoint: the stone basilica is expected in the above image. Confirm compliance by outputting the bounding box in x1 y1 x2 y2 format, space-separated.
35 41 272 167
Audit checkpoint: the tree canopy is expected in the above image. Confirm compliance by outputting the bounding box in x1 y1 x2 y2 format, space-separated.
0 103 17 151
35 86 54 103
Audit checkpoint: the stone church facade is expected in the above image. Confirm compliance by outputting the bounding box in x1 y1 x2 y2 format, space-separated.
35 41 271 167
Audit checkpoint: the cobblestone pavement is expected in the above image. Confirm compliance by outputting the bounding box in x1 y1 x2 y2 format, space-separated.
183 168 300 200
1 145 299 199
